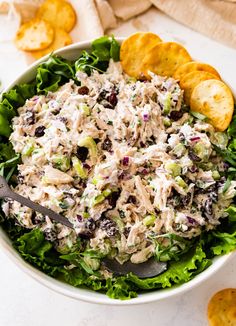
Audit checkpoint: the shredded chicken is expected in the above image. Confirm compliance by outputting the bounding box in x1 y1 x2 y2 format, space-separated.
5 60 234 265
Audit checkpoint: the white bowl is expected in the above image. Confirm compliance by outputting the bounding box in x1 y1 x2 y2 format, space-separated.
0 39 234 305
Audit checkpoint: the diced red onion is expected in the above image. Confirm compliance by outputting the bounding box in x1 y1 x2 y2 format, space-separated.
143 113 149 122
33 96 39 102
140 168 148 175
77 215 83 222
190 136 201 142
187 216 198 225
189 165 198 173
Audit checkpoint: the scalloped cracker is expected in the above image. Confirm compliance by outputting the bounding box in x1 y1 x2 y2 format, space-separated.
180 71 220 105
190 79 234 131
31 28 72 59
208 288 236 326
174 62 221 81
120 32 162 78
15 18 54 51
141 42 192 78
36 0 76 33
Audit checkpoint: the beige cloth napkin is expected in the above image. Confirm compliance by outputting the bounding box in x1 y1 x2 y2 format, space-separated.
102 0 236 49
1 0 236 49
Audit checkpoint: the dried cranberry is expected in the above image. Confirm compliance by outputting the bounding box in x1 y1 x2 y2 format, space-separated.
78 86 89 95
77 215 83 222
122 156 129 166
76 146 89 162
83 163 91 170
107 92 118 108
101 137 112 151
34 126 45 137
107 191 120 208
127 195 136 204
169 110 184 121
79 230 94 239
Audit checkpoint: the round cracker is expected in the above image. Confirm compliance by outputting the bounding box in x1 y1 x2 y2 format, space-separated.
31 28 72 59
120 32 162 78
180 71 220 105
15 18 54 51
141 42 192 78
208 288 236 326
173 62 221 81
36 0 76 33
190 79 234 131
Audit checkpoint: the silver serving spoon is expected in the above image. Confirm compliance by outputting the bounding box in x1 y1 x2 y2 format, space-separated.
0 175 73 228
0 175 167 278
102 257 167 278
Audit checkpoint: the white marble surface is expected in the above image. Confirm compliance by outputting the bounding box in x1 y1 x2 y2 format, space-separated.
0 7 236 326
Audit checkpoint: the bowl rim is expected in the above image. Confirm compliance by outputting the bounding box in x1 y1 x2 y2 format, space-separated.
0 38 234 305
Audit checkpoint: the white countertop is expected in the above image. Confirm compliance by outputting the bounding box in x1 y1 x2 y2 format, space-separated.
0 7 236 326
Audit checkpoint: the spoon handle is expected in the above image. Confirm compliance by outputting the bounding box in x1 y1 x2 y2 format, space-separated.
0 179 73 229
10 191 73 228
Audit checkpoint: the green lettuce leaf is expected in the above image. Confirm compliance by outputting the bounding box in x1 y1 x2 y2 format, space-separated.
13 228 65 276
36 56 76 93
0 83 35 136
126 242 211 290
75 35 120 75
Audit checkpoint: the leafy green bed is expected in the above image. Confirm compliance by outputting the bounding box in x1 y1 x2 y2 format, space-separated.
0 36 236 300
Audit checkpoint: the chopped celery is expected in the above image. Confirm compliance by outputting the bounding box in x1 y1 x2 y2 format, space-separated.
112 216 124 232
92 175 102 185
92 194 105 206
163 92 171 115
72 156 87 179
193 142 209 161
212 170 220 180
22 141 34 156
82 212 90 218
78 136 97 161
175 176 187 188
163 117 171 127
78 103 91 116
102 188 112 197
190 111 207 120
211 132 228 149
165 162 181 177
42 103 49 110
172 143 186 157
52 154 70 172
143 214 156 226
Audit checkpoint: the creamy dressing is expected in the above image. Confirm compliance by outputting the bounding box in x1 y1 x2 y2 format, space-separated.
3 60 235 265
